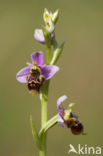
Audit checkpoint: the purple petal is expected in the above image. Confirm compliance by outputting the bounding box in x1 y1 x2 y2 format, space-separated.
57 95 68 111
51 32 55 39
26 62 32 66
70 112 78 118
34 29 45 44
57 113 64 123
57 113 65 127
58 122 65 127
31 52 44 66
16 66 30 83
40 65 59 80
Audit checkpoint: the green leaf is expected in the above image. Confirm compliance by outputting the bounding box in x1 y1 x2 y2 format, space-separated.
30 115 41 149
52 38 58 50
50 40 65 65
52 9 60 24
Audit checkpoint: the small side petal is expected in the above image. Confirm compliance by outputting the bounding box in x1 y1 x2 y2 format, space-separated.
16 66 30 83
31 52 44 66
70 112 78 119
34 29 45 44
40 65 59 80
58 114 65 127
58 122 65 127
26 62 32 66
57 95 68 111
51 32 55 39
57 113 64 123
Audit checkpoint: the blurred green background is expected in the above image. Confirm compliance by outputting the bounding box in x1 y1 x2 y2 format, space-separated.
0 0 103 155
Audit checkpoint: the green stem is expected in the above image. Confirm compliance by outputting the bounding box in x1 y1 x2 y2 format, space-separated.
42 27 51 65
40 28 51 156
39 115 58 137
39 150 46 156
46 45 51 64
39 81 50 156
40 91 48 126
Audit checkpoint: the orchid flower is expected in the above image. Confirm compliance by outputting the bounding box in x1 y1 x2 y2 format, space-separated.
16 52 59 94
34 29 55 44
57 95 84 135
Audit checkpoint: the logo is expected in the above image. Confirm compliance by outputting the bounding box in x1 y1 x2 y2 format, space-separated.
68 144 102 155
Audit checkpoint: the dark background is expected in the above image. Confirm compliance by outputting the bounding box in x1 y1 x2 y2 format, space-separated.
0 0 103 155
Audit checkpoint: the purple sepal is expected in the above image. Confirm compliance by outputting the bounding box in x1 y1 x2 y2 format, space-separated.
56 95 68 127
34 29 45 44
16 66 31 83
31 52 44 66
34 29 55 44
40 65 59 80
57 95 67 111
57 113 65 127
